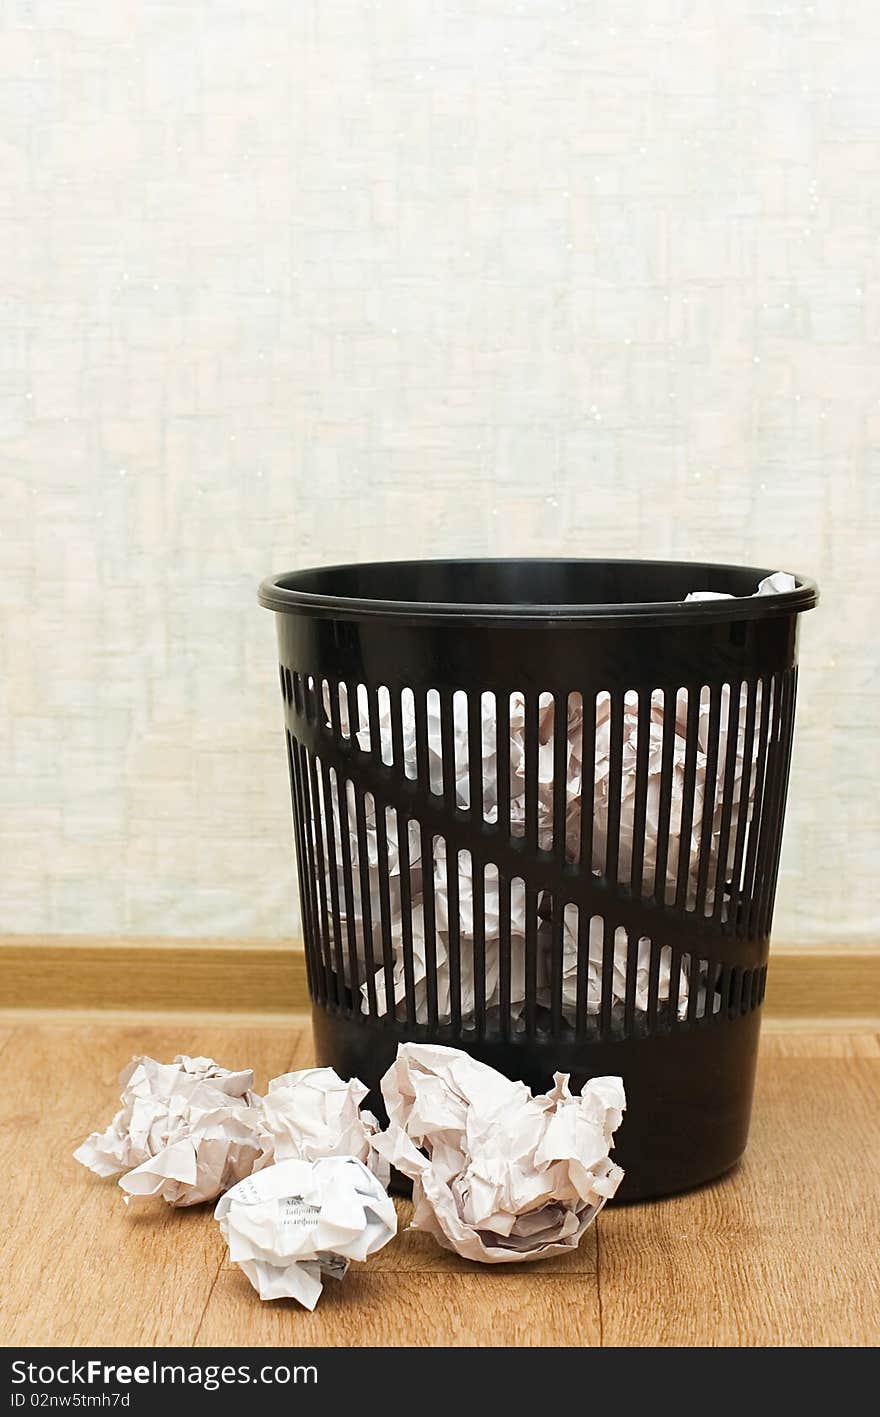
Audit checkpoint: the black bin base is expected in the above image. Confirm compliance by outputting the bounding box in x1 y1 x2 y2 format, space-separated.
312 1004 763 1202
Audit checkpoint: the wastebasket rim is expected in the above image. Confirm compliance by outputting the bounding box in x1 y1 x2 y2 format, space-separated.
258 556 819 628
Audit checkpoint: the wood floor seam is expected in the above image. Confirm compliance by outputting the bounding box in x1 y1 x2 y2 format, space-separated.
192 1256 226 1347
0 1028 19 1064
595 1218 605 1348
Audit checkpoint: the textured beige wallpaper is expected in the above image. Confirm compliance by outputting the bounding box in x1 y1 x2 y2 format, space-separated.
1 2 878 947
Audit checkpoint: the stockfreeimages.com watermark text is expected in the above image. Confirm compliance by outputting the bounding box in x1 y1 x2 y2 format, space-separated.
10 1358 317 1397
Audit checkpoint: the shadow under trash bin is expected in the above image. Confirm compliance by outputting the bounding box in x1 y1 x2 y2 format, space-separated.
259 558 818 1201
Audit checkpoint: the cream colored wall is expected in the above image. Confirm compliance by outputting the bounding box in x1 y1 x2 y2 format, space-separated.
2 2 878 947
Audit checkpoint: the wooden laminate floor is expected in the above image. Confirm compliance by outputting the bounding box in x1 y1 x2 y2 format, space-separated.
0 1017 877 1347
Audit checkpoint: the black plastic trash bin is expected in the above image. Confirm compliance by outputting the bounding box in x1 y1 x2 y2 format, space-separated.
259 558 817 1200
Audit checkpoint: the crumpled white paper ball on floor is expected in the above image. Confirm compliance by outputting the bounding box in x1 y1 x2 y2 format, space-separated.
254 1066 389 1186
215 1155 397 1307
74 1054 259 1202
374 1043 625 1263
75 1058 388 1206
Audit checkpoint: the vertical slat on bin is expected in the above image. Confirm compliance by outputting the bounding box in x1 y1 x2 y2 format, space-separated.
695 686 722 916
363 680 395 1020
389 690 417 1024
743 674 778 939
623 926 639 1037
574 909 591 1041
440 691 456 805
440 691 462 1031
327 679 343 743
728 680 759 929
353 786 378 1019
299 747 321 982
652 687 677 905
630 690 652 897
420 821 439 1028
711 957 725 1025
467 692 487 1033
302 675 314 724
346 680 362 749
396 814 417 1027
728 967 744 1019
524 691 539 854
335 774 361 1011
579 691 597 875
306 752 334 1005
702 959 720 1026
646 936 662 1034
447 846 462 1033
295 747 321 999
740 676 773 937
552 694 568 860
319 759 347 1008
600 916 615 1036
549 693 568 1036
311 675 322 727
759 668 798 938
374 805 396 1024
524 882 538 1038
749 673 789 940
467 691 483 827
674 688 701 911
668 946 683 1027
686 954 701 1026
345 681 374 1016
523 691 539 1036
301 750 326 999
752 673 788 936
389 687 406 789
496 691 511 844
715 962 728 1022
472 857 487 1038
495 690 512 1039
711 682 743 923
294 742 323 1002
549 893 564 1036
498 870 512 1041
414 687 439 1028
366 681 382 770
414 685 430 790
287 734 316 999
717 964 727 1021
605 691 624 883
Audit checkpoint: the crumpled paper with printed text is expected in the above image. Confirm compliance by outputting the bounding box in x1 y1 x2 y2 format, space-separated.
215 1155 397 1307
